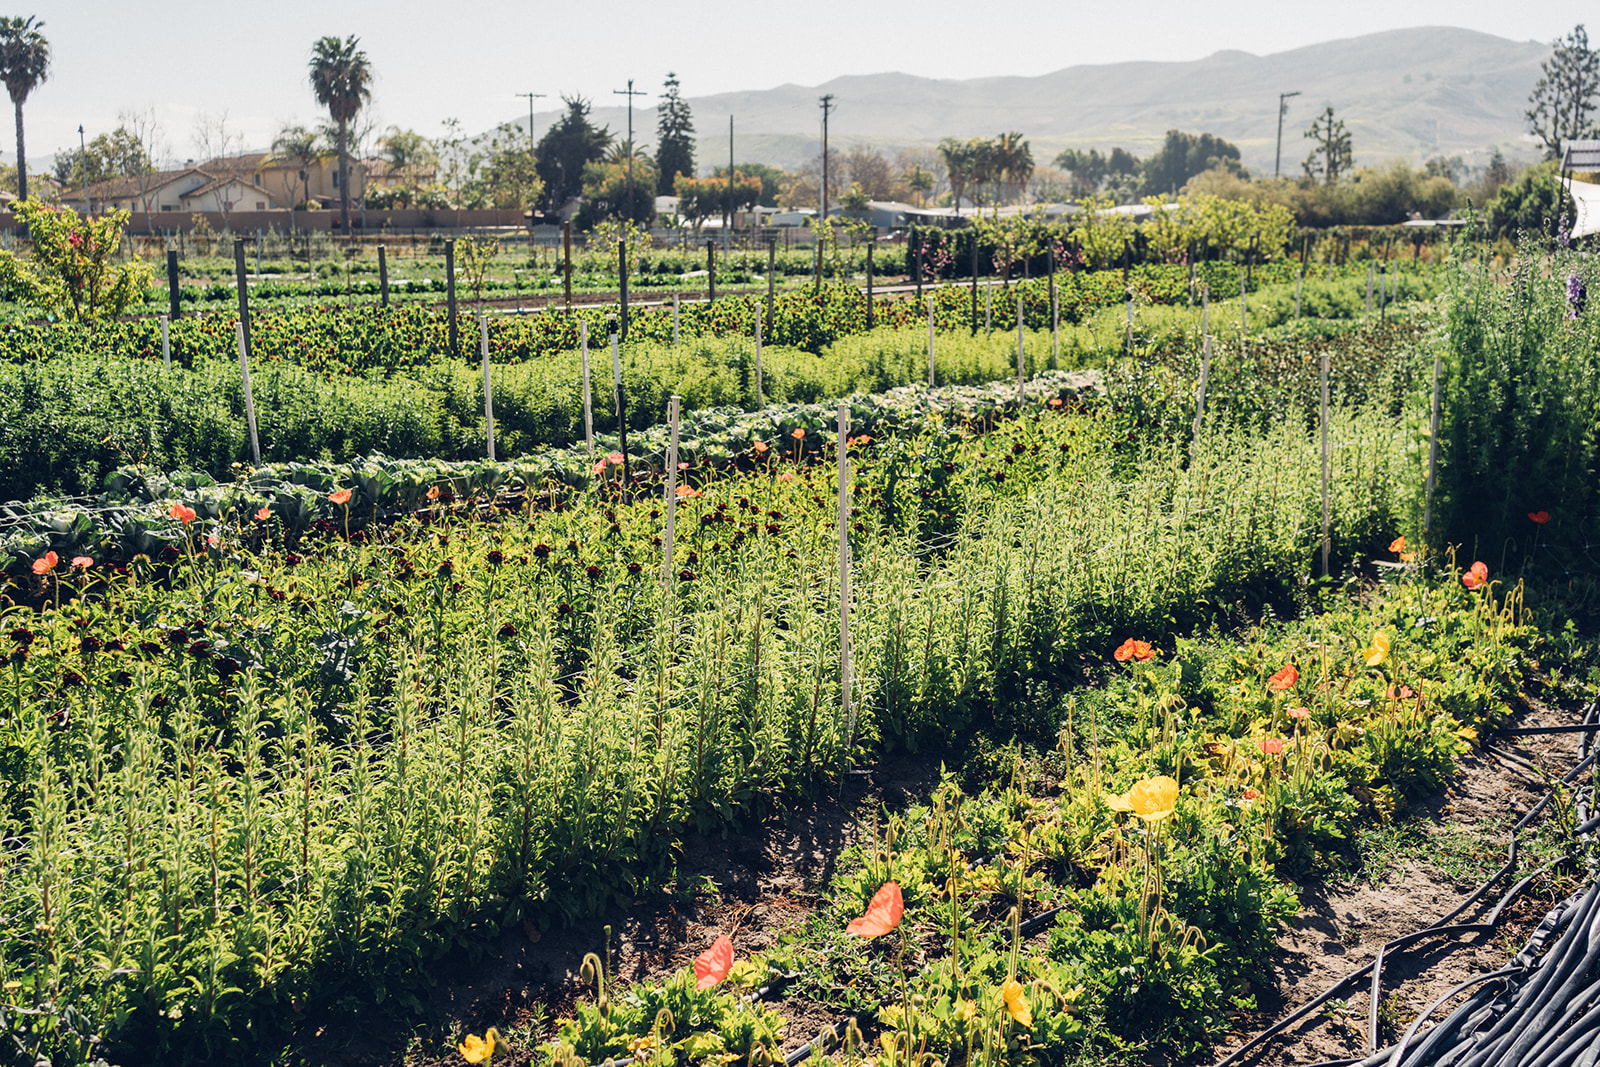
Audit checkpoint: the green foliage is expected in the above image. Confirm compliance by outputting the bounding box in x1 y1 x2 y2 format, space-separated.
1485 160 1571 239
0 200 150 323
1524 23 1600 160
535 95 612 211
654 72 695 197
1434 231 1600 567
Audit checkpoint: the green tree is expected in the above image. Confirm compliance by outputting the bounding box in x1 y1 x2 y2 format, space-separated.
377 127 437 195
1302 107 1353 184
939 137 995 214
1486 160 1572 237
1142 130 1244 196
655 72 695 196
1525 24 1599 160
54 127 149 187
271 123 325 211
463 123 545 210
535 96 612 212
0 200 150 323
577 149 656 227
906 164 933 206
308 34 373 237
991 131 1033 204
0 16 49 201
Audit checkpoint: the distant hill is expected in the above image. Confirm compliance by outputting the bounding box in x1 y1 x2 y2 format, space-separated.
510 27 1550 179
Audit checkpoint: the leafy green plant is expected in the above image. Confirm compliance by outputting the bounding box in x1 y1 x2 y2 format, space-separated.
0 200 151 323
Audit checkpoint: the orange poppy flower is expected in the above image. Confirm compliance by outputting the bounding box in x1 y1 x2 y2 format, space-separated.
1389 536 1406 554
1288 706 1310 719
592 459 607 475
675 484 701 498
1113 638 1155 662
846 881 904 938
1241 788 1261 802
168 503 196 525
753 440 769 453
1268 664 1298 691
70 556 93 569
32 551 58 575
608 452 625 465
1529 511 1550 525
1049 397 1064 408
694 934 734 990
1260 737 1286 755
790 428 805 440
426 485 441 501
329 489 352 506
1462 561 1488 590
255 507 271 521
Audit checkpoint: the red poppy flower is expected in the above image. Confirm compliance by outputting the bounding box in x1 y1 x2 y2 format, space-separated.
1462 561 1488 590
329 489 352 506
607 452 625 465
846 881 904 938
1241 788 1261 802
70 556 93 569
1113 638 1155 662
1268 664 1298 691
1529 511 1550 525
168 503 196 525
32 551 58 575
694 934 733 990
255 507 271 521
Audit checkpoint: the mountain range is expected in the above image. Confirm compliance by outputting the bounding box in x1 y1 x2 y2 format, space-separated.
510 26 1551 180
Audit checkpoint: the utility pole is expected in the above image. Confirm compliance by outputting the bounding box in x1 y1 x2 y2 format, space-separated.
819 94 835 226
1274 90 1301 180
614 79 647 221
516 92 546 150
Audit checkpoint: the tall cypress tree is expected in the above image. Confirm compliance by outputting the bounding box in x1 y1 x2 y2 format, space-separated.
656 72 695 196
535 95 612 211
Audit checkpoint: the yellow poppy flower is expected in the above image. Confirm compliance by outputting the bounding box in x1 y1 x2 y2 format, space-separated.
1364 632 1391 667
955 998 977 1023
1128 776 1179 822
1001 978 1033 1026
1104 791 1134 813
458 1028 503 1064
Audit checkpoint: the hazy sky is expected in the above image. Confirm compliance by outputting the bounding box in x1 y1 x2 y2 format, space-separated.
15 0 1590 169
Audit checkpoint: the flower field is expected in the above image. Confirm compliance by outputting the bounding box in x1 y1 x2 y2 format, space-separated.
0 238 1593 1067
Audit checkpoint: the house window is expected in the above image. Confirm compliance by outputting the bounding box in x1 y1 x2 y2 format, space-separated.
161 204 175 211
256 201 266 210
254 174 261 186
331 170 339 188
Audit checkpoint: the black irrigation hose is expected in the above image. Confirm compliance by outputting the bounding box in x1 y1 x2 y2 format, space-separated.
1213 699 1600 1067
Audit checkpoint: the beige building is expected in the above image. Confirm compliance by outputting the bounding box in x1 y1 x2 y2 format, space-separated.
66 152 367 214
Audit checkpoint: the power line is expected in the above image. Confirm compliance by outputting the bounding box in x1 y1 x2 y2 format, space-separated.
516 92 547 150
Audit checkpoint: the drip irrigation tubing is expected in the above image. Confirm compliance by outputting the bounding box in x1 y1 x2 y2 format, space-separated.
1212 698 1600 1067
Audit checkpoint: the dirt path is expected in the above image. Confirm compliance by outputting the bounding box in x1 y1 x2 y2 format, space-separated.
1213 694 1588 1067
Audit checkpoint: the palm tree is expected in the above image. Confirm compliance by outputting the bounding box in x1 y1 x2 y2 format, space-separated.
270 123 323 214
0 17 49 202
308 34 372 237
993 131 1034 204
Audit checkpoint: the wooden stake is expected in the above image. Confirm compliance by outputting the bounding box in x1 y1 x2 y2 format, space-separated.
865 242 875 329
927 297 935 387
581 320 593 463
612 328 628 482
755 306 764 407
672 294 680 346
1320 347 1332 577
235 322 260 465
563 221 573 311
837 401 853 751
445 238 458 357
160 314 170 366
663 396 680 588
1016 292 1025 402
1191 291 1212 460
480 310 495 461
1423 349 1442 539
378 244 389 308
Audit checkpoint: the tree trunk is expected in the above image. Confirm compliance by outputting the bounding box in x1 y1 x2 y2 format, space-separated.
337 119 351 238
14 98 26 203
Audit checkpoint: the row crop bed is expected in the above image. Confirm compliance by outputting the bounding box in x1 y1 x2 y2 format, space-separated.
1 366 1435 1062
0 267 1434 504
